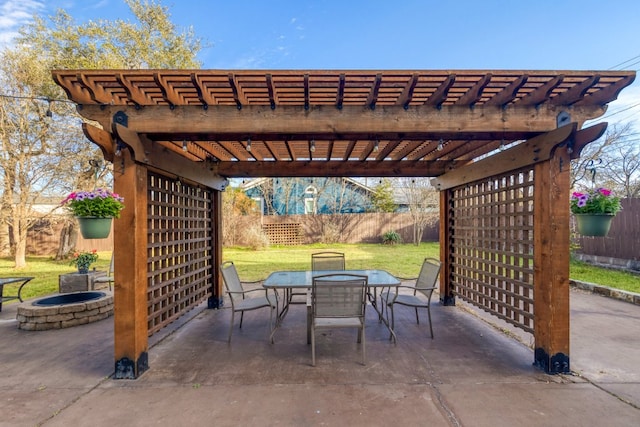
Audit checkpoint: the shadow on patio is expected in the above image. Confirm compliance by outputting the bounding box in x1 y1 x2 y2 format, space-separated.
2 288 639 426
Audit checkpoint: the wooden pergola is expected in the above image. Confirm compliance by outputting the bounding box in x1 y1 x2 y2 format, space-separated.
53 69 635 378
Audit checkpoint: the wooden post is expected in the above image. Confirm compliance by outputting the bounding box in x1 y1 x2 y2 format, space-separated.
439 190 455 305
209 189 224 308
533 149 571 373
113 150 149 379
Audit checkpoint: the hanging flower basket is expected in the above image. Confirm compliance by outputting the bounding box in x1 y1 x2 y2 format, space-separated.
61 189 124 239
574 213 615 237
77 217 113 239
570 188 621 237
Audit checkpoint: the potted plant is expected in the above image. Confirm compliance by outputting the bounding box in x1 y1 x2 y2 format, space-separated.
61 189 125 239
570 187 621 236
70 250 99 274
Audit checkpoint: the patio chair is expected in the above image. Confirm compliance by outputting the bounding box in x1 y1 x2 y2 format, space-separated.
288 251 347 306
221 261 277 343
311 251 346 271
93 254 114 291
382 257 441 339
311 273 368 366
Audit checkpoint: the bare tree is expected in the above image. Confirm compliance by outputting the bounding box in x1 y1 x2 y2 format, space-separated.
0 49 94 267
0 0 203 267
600 137 640 198
398 178 439 245
222 188 259 246
256 178 304 215
571 123 634 192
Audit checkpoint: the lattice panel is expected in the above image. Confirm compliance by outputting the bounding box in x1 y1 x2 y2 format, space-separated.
147 173 214 336
263 223 302 245
448 167 535 333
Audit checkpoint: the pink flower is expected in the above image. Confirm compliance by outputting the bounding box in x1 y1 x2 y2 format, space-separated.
598 188 611 196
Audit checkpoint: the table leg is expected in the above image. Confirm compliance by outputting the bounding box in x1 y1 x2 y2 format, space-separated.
368 286 397 344
270 289 288 342
306 289 312 344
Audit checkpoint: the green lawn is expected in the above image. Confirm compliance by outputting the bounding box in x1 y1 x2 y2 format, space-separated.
1 244 638 305
0 252 112 301
223 243 440 281
569 259 640 294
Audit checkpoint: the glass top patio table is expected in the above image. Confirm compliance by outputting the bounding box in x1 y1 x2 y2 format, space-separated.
263 270 400 343
263 270 400 289
0 276 35 312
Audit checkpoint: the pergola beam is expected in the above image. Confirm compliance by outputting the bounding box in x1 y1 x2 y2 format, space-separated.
213 159 460 178
431 124 577 190
78 104 606 138
112 124 229 190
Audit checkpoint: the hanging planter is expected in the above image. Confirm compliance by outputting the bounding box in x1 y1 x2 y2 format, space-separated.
574 213 615 237
77 216 113 239
61 189 125 240
570 188 621 237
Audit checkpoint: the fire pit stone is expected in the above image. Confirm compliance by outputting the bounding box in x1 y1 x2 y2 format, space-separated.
17 291 113 330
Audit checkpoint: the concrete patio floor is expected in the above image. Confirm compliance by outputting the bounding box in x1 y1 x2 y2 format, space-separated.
0 287 638 426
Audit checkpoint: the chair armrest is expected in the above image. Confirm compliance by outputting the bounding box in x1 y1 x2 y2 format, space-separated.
395 284 418 290
386 284 436 302
415 286 437 291
391 284 419 295
382 284 413 304
242 287 268 295
17 278 34 302
228 288 269 298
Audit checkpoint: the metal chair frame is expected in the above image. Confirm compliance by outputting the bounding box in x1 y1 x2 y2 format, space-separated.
93 254 114 291
288 251 347 306
221 261 277 343
311 273 368 366
383 257 441 339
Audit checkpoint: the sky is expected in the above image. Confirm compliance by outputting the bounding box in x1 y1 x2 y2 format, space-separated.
1 0 639 126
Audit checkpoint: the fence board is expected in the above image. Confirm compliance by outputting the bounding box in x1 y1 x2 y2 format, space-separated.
574 198 639 261
262 212 439 244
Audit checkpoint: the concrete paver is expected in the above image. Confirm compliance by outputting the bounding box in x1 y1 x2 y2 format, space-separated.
0 287 638 426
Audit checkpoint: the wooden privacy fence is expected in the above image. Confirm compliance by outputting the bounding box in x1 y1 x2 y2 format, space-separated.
26 211 438 253
574 198 640 262
26 219 113 255
261 212 439 244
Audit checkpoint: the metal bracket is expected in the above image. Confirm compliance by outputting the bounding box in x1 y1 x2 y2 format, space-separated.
586 158 603 185
534 348 570 374
208 296 224 309
113 111 128 127
440 294 456 306
556 111 571 128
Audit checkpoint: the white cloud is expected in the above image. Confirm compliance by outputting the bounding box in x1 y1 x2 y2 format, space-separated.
0 0 45 48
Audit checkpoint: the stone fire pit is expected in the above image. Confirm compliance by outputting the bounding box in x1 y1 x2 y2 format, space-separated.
17 291 113 330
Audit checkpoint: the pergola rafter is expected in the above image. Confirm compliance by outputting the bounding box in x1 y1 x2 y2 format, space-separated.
53 69 635 379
